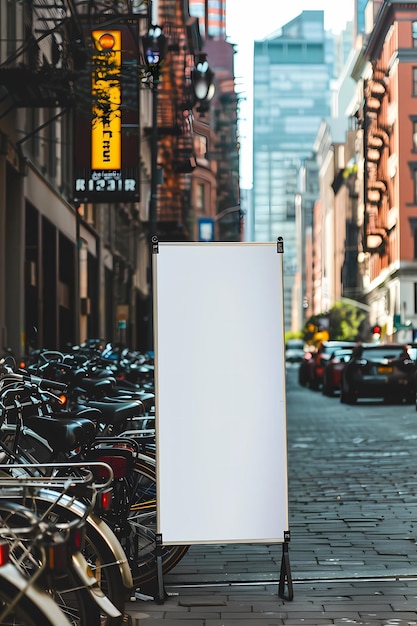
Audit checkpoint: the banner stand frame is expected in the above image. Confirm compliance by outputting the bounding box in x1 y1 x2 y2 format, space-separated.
278 531 293 600
153 532 293 605
155 533 166 604
152 239 293 605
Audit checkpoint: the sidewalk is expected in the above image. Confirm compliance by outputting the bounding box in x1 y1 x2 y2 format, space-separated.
125 368 417 624
125 543 417 624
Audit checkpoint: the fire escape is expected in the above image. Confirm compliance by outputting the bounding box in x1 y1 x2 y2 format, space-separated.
363 65 392 273
151 0 202 240
0 1 82 109
214 88 240 241
0 0 150 117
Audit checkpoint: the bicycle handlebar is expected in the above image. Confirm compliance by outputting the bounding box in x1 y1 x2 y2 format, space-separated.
0 359 68 392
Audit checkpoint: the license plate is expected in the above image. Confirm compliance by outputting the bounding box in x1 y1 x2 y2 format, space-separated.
377 365 392 373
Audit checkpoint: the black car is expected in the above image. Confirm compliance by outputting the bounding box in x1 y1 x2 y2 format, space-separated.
340 343 417 404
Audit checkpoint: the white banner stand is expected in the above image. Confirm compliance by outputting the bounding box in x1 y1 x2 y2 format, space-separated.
152 238 292 602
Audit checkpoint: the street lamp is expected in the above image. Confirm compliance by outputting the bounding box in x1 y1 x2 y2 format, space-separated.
191 53 215 114
142 25 167 239
142 24 167 350
142 25 167 80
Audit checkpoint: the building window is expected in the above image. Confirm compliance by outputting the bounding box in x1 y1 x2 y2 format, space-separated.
413 120 417 151
409 218 417 257
6 1 16 58
410 165 417 203
413 22 417 47
414 170 417 203
413 68 417 95
194 134 207 158
196 183 205 211
412 223 417 259
30 109 40 158
413 170 417 204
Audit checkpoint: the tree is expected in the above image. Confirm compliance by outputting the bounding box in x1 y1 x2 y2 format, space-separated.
303 302 367 345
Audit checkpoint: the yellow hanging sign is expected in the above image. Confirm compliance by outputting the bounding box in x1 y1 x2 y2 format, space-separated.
91 30 122 170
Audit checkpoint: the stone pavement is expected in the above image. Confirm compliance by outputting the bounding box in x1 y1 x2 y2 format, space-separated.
126 577 417 625
126 544 417 624
125 366 417 624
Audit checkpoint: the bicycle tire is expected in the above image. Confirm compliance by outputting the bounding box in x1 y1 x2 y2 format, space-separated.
9 492 128 626
47 567 101 626
0 490 126 626
127 458 189 587
0 563 71 626
82 523 127 626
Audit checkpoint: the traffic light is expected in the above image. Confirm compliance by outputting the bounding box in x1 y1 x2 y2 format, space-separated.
372 324 381 337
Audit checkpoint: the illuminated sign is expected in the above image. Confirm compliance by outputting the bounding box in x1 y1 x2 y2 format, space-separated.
91 30 121 170
198 218 214 242
73 21 140 204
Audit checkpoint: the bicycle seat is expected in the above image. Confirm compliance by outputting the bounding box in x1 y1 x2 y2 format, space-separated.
83 400 143 428
77 376 115 394
135 393 154 412
23 413 97 453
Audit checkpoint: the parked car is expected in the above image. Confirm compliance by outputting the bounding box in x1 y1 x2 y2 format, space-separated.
306 341 356 390
285 339 305 364
322 347 354 396
340 343 417 404
298 349 315 386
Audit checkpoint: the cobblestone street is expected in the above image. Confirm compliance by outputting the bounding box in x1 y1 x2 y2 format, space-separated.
126 365 417 624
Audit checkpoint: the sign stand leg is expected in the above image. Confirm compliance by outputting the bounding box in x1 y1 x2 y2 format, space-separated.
278 532 293 601
155 533 165 604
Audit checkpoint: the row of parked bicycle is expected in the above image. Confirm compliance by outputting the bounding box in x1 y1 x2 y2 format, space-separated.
294 339 417 405
0 340 184 625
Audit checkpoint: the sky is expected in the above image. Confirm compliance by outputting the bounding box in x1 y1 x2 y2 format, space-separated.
224 0 355 188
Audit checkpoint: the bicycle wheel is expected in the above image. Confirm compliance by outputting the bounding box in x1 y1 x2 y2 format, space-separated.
127 458 189 587
0 498 112 626
0 563 71 626
45 568 101 626
82 523 127 626
17 493 128 626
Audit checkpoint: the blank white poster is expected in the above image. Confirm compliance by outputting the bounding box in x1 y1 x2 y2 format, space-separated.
154 242 288 545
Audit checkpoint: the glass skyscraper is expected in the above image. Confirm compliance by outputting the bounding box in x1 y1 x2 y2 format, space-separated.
252 11 332 330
